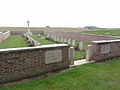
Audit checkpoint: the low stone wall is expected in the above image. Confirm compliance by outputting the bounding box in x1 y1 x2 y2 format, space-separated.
0 31 11 42
86 40 120 62
44 31 120 43
0 44 69 84
11 31 43 35
23 33 40 46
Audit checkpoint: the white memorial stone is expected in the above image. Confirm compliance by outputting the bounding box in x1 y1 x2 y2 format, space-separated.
68 39 71 44
72 40 75 46
101 44 110 54
79 41 84 51
61 37 63 42
45 50 62 64
57 37 59 42
64 38 67 43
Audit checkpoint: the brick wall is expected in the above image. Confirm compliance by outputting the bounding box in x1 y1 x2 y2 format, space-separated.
87 40 120 62
0 44 69 84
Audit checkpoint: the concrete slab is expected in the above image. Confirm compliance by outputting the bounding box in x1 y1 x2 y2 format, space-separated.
70 59 94 67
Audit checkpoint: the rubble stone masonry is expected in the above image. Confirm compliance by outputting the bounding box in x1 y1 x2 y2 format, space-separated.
89 40 120 62
0 44 69 84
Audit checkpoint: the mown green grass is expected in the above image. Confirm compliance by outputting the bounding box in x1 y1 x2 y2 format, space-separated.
1 59 120 90
74 42 89 60
80 29 120 36
30 35 57 45
74 50 86 60
0 35 29 49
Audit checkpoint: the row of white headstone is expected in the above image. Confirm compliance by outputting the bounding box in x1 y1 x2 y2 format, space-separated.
47 34 84 51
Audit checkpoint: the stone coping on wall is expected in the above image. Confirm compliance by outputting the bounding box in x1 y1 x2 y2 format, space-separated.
3 31 10 35
0 44 68 52
92 39 120 43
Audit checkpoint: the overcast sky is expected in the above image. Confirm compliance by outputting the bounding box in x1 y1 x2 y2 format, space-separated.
0 0 120 28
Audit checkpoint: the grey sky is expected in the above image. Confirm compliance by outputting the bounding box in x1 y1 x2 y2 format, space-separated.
0 0 120 28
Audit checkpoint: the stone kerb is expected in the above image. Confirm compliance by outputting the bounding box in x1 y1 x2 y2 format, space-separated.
2 31 11 41
25 34 40 46
88 39 120 62
0 44 69 84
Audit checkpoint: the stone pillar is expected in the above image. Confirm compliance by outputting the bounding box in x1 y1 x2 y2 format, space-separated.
68 39 71 44
69 47 74 65
79 41 84 51
72 40 76 46
86 45 92 61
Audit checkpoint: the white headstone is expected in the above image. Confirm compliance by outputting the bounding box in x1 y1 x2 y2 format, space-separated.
61 37 63 42
79 41 84 51
64 38 67 43
57 37 59 42
68 39 71 44
72 40 76 46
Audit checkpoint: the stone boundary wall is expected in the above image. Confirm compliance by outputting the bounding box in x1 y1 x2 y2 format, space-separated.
0 31 11 43
11 31 43 35
43 31 120 43
0 44 69 84
23 33 40 46
87 40 120 62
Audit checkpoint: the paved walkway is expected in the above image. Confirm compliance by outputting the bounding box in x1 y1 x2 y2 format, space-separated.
70 59 94 67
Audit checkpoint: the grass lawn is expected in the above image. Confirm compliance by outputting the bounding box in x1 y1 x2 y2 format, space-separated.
74 50 86 60
74 42 89 60
30 35 57 45
80 29 120 36
0 35 29 49
1 59 120 90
